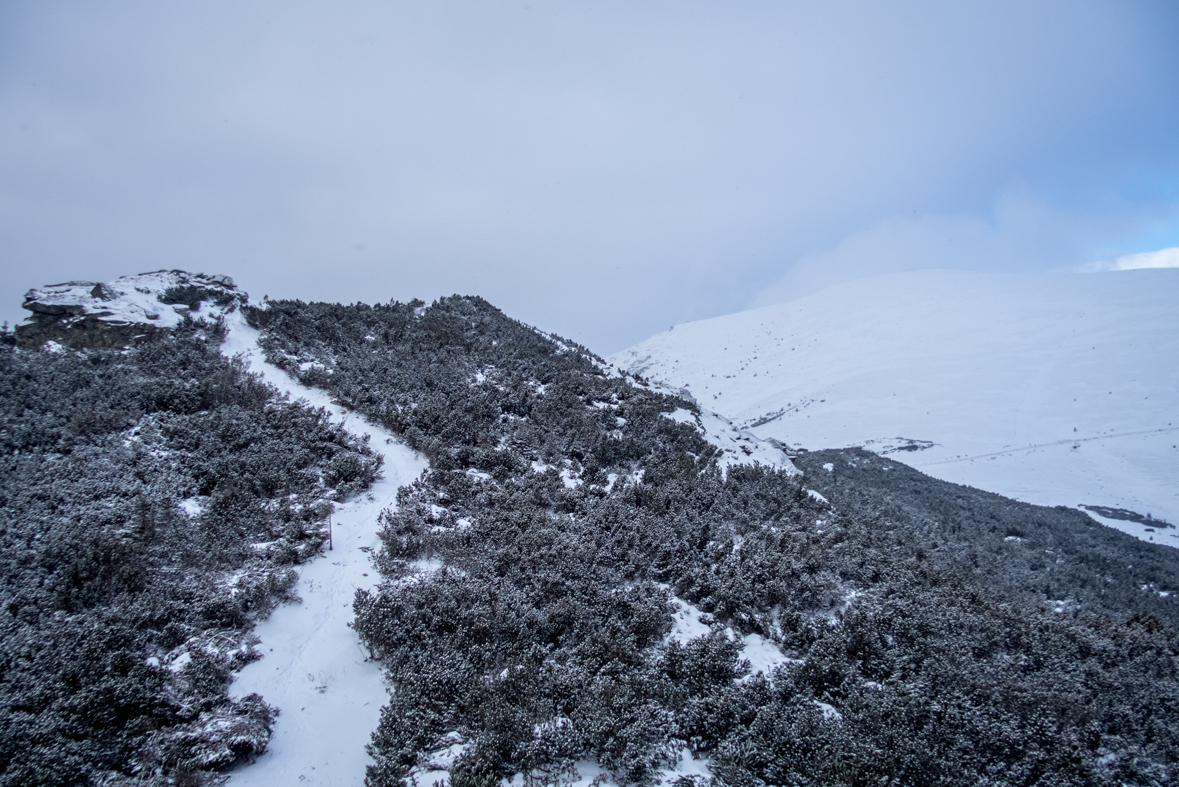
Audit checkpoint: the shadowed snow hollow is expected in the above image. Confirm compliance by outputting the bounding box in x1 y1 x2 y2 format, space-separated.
611 269 1179 545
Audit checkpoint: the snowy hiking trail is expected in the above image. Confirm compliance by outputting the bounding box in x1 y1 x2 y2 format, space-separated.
19 272 428 783
222 313 429 787
217 312 751 787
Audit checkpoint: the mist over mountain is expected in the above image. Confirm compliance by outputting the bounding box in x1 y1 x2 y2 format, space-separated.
3 271 1178 787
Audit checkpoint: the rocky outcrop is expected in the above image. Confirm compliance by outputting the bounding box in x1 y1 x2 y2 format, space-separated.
15 310 167 351
14 270 244 351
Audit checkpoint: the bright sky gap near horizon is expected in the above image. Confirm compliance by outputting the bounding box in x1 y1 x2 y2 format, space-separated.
2 1 1177 354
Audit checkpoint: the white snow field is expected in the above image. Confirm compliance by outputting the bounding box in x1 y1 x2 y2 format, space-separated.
611 268 1179 546
222 313 429 786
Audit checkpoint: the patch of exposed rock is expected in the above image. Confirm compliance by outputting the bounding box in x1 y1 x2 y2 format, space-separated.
16 270 245 350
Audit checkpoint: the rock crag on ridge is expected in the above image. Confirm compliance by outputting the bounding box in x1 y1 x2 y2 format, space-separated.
16 270 244 350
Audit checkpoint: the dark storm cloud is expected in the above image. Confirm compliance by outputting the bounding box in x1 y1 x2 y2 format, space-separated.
2 1 1177 352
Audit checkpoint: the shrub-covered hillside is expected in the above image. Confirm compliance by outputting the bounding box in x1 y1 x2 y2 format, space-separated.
0 317 380 787
253 295 1179 787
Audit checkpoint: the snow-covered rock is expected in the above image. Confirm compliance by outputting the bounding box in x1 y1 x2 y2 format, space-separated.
16 270 244 350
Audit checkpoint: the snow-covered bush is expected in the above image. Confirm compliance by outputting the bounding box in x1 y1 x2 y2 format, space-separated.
0 320 379 786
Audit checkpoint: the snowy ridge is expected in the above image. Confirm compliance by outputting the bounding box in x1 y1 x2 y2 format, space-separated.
221 312 429 786
611 269 1179 545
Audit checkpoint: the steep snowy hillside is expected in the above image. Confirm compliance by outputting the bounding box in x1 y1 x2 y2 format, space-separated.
612 269 1179 544
8 271 429 785
12 269 1179 786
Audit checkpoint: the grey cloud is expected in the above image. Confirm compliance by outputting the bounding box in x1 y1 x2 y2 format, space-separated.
752 195 1179 307
2 1 1177 351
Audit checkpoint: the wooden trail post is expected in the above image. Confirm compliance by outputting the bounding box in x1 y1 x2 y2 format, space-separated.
328 514 333 551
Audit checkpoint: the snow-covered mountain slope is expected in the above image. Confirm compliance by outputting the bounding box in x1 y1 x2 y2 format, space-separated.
15 271 431 784
547 328 796 475
611 269 1179 545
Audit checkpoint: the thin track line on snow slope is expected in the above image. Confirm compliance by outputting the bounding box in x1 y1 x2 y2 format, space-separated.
922 426 1179 466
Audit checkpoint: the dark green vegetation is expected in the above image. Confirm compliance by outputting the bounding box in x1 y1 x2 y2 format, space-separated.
4 283 1177 787
0 318 380 786
157 285 238 311
797 450 1179 628
252 296 1179 787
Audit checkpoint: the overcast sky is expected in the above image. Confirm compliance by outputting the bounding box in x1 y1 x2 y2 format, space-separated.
2 1 1177 353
